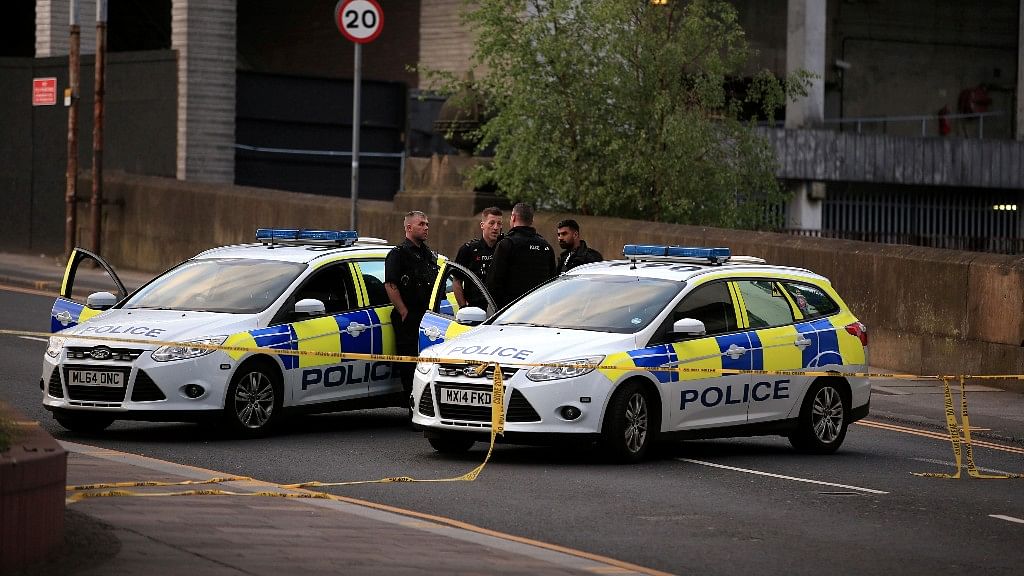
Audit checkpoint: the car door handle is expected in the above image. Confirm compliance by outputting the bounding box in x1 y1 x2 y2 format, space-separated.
725 343 747 359
794 337 812 349
345 322 367 337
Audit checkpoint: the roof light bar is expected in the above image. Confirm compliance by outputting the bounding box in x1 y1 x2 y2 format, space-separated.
256 228 359 245
622 244 732 264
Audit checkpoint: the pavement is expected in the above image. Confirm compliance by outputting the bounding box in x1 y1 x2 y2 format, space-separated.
2 249 1024 575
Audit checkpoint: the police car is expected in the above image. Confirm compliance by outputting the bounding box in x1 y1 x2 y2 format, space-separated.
411 245 870 462
41 229 492 436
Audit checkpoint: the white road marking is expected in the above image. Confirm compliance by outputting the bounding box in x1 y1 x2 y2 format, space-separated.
912 458 1016 476
989 515 1024 525
19 336 48 342
677 458 889 494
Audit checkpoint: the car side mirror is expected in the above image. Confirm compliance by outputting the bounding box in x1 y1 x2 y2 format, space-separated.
86 291 118 310
672 318 706 337
294 298 326 316
455 306 487 326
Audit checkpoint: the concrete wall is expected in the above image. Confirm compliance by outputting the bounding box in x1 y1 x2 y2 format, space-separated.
80 171 1024 391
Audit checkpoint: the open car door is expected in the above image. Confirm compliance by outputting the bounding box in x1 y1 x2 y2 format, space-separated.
419 260 495 351
50 248 128 333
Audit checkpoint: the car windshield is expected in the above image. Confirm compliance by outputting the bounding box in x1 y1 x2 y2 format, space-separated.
123 258 307 313
492 275 682 333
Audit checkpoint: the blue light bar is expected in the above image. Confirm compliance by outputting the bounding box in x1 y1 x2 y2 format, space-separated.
256 228 359 244
623 244 731 263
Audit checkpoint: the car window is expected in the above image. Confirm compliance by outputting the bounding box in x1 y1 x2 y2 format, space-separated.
493 275 680 333
781 281 840 319
736 280 795 329
355 260 391 307
671 282 738 336
294 263 359 315
123 259 306 314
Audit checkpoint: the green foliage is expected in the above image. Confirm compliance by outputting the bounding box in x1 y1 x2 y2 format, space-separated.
448 0 809 229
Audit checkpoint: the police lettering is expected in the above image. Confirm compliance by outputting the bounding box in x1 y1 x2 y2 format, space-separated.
680 380 790 410
301 362 391 390
77 325 166 338
449 345 533 360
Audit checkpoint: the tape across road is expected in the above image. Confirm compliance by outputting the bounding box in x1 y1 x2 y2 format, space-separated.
1 326 1020 499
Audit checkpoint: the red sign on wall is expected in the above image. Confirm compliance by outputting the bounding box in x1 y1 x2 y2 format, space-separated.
32 78 57 106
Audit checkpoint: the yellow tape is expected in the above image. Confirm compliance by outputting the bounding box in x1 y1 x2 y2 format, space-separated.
912 377 1024 479
68 476 250 491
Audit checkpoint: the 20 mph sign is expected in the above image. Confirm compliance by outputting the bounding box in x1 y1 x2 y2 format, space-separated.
335 0 383 44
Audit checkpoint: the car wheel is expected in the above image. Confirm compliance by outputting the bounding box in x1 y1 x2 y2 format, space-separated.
600 381 655 463
223 360 281 438
428 435 475 453
789 380 849 454
54 411 114 433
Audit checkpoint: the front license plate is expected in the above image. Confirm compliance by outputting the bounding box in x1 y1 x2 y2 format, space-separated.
440 387 492 406
68 369 124 388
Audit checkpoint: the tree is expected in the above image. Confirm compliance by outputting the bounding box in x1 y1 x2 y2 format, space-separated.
450 0 808 229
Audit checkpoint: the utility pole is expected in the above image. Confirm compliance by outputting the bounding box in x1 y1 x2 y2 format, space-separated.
65 0 81 259
90 0 107 255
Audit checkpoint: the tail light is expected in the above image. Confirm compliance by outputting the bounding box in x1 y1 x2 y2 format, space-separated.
845 321 868 347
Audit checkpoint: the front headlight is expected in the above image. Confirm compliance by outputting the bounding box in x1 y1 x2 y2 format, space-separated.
46 337 66 359
152 336 228 363
415 362 435 374
526 355 605 382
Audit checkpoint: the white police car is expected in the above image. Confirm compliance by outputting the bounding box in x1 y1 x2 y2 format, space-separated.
42 229 493 436
412 245 870 462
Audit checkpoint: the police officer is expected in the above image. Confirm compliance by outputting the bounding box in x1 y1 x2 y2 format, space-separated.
385 211 438 394
555 219 603 274
453 206 503 310
486 203 556 308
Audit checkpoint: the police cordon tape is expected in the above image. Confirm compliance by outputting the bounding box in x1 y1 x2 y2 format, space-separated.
1 327 1020 500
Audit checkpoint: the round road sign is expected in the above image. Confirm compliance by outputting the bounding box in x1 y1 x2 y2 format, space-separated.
335 0 384 44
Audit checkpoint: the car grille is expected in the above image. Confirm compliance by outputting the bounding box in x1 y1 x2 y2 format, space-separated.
506 389 541 422
47 369 64 398
131 370 166 402
418 384 435 417
436 363 519 380
63 365 129 402
66 346 144 362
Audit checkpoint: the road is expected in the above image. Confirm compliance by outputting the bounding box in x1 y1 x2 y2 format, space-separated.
2 287 1022 575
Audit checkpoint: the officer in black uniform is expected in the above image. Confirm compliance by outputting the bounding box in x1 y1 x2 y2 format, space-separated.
385 211 438 394
454 206 503 310
486 203 556 309
555 218 603 274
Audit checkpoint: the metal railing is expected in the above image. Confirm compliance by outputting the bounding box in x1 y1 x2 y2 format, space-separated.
780 188 1023 255
823 111 1005 139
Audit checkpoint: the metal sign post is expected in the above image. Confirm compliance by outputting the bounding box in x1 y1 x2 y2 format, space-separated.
335 0 383 231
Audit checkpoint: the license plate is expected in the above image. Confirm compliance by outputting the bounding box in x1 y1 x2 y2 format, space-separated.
440 387 492 406
67 369 124 388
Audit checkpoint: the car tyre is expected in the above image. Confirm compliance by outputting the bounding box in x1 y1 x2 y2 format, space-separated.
789 380 849 454
54 411 114 433
600 381 655 463
223 360 282 438
428 435 475 453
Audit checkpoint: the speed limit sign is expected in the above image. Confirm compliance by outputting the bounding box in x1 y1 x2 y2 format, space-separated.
335 0 384 44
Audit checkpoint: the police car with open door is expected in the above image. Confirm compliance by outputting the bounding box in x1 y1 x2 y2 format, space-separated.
41 229 494 437
411 245 870 462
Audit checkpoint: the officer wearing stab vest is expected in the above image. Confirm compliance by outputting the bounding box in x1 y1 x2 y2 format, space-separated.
453 206 503 310
486 203 556 308
385 211 438 394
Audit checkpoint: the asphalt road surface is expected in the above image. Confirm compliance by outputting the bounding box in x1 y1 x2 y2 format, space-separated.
2 288 1022 575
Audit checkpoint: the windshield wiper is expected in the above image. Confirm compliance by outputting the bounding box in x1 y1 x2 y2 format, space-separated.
497 321 547 327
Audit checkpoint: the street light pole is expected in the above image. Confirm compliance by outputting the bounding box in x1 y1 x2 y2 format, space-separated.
65 0 81 259
90 0 107 255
